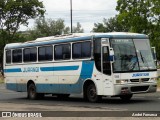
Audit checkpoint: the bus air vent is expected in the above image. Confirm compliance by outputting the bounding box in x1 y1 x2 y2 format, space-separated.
141 78 149 82
130 79 139 82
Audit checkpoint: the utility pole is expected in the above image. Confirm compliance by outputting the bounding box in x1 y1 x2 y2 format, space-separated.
70 0 73 33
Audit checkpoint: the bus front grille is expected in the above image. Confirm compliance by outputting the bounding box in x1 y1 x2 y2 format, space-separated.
131 86 149 92
130 79 139 82
141 78 150 82
130 78 150 83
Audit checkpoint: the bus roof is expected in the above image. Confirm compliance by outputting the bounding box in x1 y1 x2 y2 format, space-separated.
5 32 149 50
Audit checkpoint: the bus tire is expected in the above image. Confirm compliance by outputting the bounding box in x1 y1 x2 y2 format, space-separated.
27 83 44 100
86 83 102 102
120 94 133 101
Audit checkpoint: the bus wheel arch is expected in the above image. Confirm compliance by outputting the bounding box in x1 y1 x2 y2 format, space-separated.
27 80 44 100
83 80 102 102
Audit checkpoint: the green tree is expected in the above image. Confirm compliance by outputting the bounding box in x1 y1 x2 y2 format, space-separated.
93 16 129 32
116 0 151 33
28 18 70 40
28 18 84 40
72 22 84 33
116 0 160 59
0 0 45 61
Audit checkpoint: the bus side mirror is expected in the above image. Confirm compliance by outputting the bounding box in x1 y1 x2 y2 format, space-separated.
151 47 157 66
110 48 114 62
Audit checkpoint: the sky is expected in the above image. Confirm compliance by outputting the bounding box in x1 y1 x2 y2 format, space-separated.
20 0 117 32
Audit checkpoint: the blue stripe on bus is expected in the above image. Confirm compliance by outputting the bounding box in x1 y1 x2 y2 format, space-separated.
4 68 22 73
4 65 79 73
40 66 79 71
5 61 95 94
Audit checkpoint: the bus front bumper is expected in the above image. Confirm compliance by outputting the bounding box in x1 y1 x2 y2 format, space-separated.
114 83 157 95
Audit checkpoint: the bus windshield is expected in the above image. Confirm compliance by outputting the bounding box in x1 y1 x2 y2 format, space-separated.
111 39 156 72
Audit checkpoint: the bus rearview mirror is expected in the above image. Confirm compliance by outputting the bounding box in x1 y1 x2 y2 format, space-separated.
110 48 114 62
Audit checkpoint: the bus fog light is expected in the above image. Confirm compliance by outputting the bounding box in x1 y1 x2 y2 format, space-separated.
116 80 128 84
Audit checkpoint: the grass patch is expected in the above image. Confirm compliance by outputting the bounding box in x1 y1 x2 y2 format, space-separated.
157 78 160 88
0 75 4 84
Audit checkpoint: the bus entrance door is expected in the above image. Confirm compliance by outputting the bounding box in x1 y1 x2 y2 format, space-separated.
101 38 113 95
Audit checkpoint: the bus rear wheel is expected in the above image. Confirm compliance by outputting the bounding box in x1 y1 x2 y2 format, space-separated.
86 84 102 102
27 83 44 100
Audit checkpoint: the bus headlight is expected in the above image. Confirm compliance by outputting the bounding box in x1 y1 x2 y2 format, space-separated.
150 78 157 82
116 79 129 84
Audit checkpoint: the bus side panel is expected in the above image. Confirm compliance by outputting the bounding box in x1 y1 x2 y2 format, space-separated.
37 60 95 94
4 66 21 91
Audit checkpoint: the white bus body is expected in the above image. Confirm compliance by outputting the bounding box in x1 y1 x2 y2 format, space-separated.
3 32 157 102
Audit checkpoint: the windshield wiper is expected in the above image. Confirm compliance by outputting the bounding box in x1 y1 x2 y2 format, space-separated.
139 51 150 70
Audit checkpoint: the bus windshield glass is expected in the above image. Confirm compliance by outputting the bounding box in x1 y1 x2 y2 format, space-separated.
111 39 156 72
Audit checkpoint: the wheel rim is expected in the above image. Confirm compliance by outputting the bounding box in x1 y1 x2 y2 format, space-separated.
30 86 36 98
89 88 96 98
88 85 97 101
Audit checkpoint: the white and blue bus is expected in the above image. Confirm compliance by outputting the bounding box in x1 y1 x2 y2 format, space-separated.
3 32 157 102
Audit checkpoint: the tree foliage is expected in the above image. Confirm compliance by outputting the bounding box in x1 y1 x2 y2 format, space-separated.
116 0 160 59
0 0 45 61
28 18 84 40
0 0 45 43
93 16 129 32
28 18 70 40
72 22 84 33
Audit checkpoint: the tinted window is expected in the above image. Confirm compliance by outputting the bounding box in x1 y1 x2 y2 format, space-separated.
73 41 91 59
6 50 11 64
12 49 22 63
82 42 91 58
24 48 37 62
73 43 81 58
54 44 71 60
94 39 101 72
38 46 53 61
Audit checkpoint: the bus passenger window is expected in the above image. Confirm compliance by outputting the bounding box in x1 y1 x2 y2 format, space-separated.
82 42 91 58
54 45 63 60
12 49 22 63
24 48 37 62
73 43 81 59
94 39 101 72
38 46 53 61
73 41 91 59
54 44 71 60
6 50 11 64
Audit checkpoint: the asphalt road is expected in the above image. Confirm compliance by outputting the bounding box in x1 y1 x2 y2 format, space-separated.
0 83 160 111
0 83 160 120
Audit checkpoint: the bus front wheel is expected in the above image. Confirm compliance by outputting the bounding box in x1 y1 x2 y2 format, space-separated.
86 84 102 102
27 83 44 100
